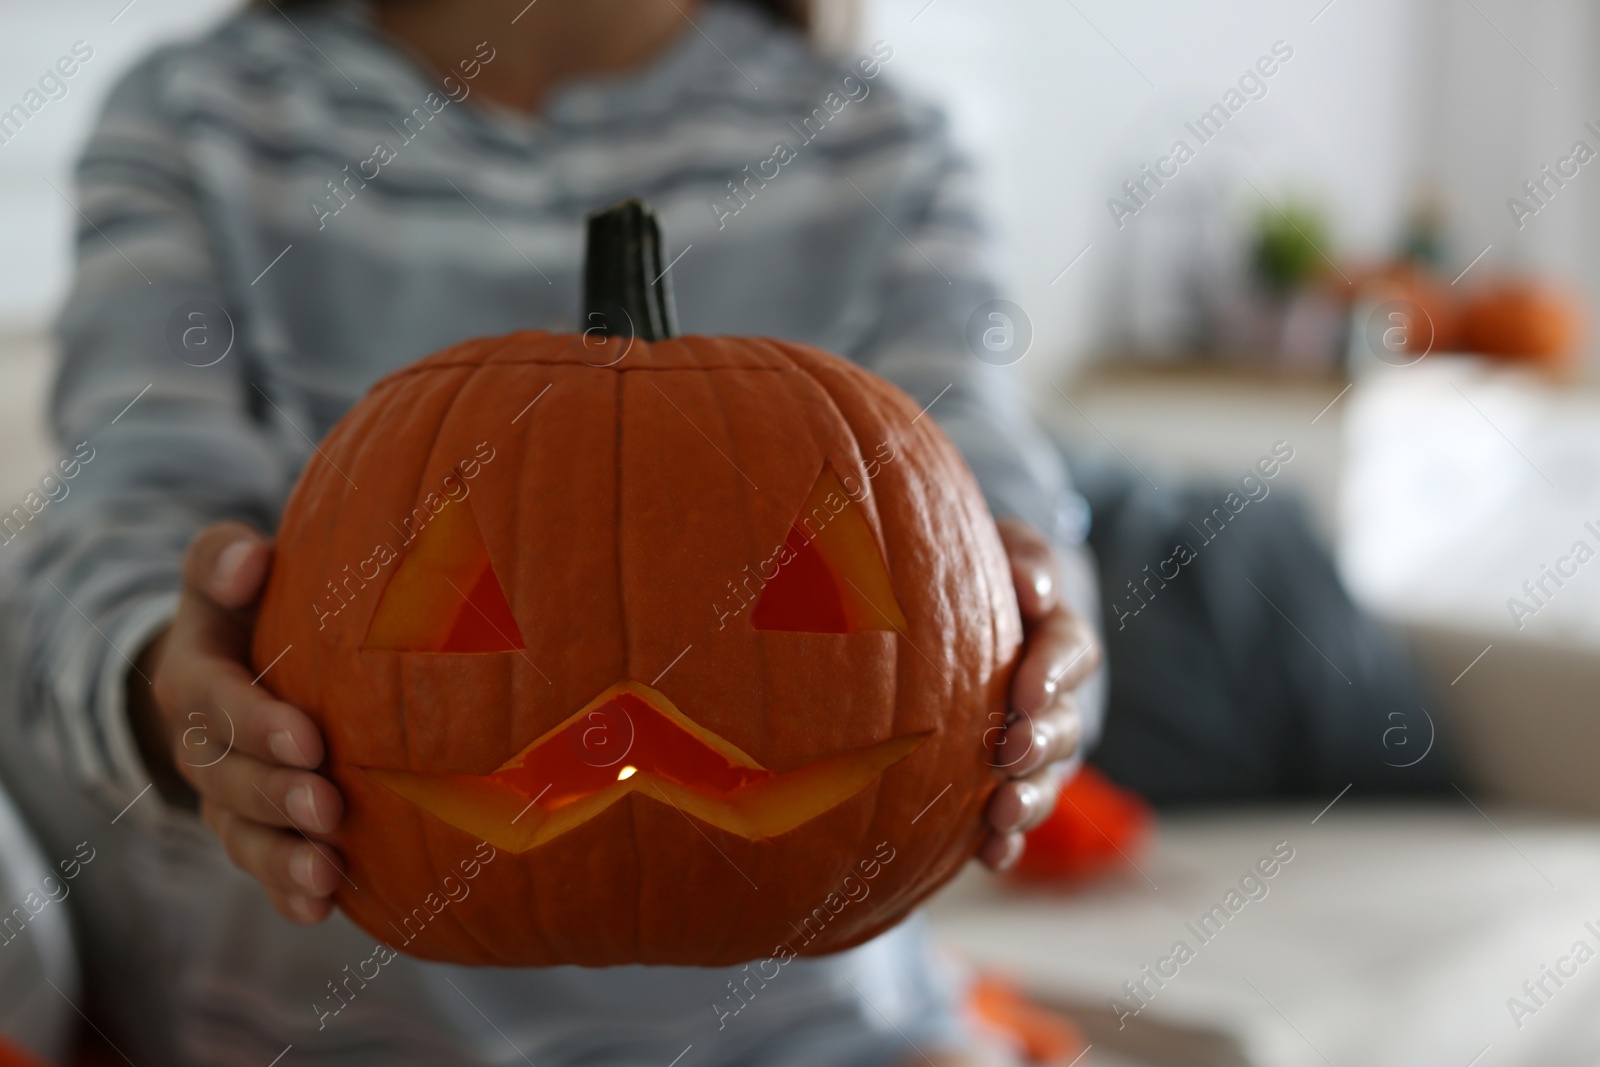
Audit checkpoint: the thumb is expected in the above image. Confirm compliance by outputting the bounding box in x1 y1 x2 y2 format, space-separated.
183 522 274 610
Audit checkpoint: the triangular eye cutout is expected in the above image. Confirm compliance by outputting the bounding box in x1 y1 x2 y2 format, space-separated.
752 466 907 633
363 501 524 652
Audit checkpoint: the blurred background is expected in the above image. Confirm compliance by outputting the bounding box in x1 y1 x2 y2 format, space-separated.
3 0 1600 1064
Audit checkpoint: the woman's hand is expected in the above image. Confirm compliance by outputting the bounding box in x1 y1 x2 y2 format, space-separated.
978 519 1101 871
128 522 345 923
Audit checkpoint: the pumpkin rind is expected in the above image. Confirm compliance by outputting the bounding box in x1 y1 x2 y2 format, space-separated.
252 331 1021 966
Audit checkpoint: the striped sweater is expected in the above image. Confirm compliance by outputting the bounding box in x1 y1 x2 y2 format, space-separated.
2 2 1097 1063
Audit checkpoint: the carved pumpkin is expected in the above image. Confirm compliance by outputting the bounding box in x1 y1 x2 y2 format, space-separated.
252 201 1021 966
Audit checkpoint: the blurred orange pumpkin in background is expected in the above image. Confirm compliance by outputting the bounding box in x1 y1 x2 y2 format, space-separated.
1458 279 1586 374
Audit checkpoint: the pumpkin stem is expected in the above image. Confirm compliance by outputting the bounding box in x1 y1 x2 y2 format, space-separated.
583 198 679 341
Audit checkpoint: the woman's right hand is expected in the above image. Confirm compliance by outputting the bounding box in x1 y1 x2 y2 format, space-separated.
129 522 346 923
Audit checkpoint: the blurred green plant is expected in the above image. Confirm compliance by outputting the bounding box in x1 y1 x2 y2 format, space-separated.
1251 200 1332 293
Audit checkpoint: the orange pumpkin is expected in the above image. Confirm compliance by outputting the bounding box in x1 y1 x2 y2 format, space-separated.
252 201 1021 966
1458 280 1586 373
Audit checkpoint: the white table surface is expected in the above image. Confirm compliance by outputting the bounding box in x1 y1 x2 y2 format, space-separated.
927 804 1600 1067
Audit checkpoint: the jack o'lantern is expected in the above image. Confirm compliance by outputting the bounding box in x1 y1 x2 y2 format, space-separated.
253 201 1021 966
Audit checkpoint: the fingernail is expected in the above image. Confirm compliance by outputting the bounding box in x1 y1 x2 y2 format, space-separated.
996 833 1024 872
213 540 252 592
1017 781 1042 822
270 730 309 768
996 784 1034 832
291 847 321 894
287 783 322 831
1021 723 1053 773
1033 572 1053 600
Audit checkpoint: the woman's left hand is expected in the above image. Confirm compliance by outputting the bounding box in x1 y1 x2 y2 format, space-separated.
978 518 1101 870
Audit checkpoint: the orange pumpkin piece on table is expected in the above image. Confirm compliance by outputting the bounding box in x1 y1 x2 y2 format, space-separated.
252 200 1023 966
967 972 1087 1065
1458 279 1587 374
1007 765 1153 885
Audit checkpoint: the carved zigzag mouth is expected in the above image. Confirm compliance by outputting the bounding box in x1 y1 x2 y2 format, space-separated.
362 681 927 853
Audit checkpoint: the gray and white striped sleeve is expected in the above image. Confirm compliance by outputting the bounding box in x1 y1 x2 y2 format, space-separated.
843 105 1107 748
9 51 289 817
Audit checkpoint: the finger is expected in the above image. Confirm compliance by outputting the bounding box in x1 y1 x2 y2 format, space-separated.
996 518 1060 619
188 752 342 836
1010 606 1100 717
976 831 1024 872
995 699 1081 778
173 672 324 772
985 771 1058 835
1014 768 1061 830
266 888 335 925
206 804 345 898
158 621 324 772
201 807 341 924
181 522 274 611
164 525 272 677
164 526 321 771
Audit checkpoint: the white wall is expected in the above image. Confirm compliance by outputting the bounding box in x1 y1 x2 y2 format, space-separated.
9 0 1594 383
0 0 236 331
1415 0 1600 340
864 0 1432 386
